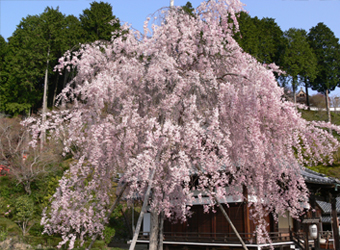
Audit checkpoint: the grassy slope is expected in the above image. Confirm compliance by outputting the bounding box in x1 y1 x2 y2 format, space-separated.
300 109 340 179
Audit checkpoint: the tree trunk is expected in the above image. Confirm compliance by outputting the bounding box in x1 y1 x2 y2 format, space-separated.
305 83 310 110
129 167 157 250
86 182 128 250
293 79 297 104
41 47 50 149
148 210 165 250
52 73 59 107
149 210 160 250
24 181 31 196
158 211 164 250
63 68 69 89
325 89 331 123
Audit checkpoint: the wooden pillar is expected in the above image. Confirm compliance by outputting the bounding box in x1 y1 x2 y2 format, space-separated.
331 194 340 250
243 186 251 238
212 210 216 239
305 223 309 250
310 192 320 250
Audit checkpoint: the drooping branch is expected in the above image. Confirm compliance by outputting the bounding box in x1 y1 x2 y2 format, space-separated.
216 72 249 81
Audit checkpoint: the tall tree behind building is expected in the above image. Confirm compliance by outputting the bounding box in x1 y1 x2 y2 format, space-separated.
282 28 317 104
308 22 340 123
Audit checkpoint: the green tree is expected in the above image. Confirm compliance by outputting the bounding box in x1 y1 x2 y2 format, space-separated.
14 196 35 236
1 8 84 116
0 35 8 112
308 22 340 122
57 15 84 94
181 2 195 17
2 14 47 115
234 12 259 58
46 13 84 107
282 28 317 104
235 14 286 66
80 1 120 42
0 35 6 69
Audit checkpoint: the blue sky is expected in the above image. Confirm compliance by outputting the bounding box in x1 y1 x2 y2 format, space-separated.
1 0 340 95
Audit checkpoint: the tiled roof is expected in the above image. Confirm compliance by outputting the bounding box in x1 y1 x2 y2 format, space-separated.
321 216 333 223
301 167 340 185
317 197 340 214
321 215 340 224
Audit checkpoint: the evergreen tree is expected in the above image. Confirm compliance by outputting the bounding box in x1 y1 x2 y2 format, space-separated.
255 17 286 65
80 1 120 42
308 22 340 122
235 13 286 81
282 28 317 104
1 8 85 116
2 14 47 115
234 12 259 58
0 35 8 112
181 2 195 17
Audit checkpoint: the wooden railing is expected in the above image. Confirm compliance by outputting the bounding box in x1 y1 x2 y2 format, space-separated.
290 231 306 250
320 231 333 239
137 230 337 249
320 231 334 250
138 231 292 245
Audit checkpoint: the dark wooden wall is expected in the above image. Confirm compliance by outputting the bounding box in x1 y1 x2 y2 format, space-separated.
164 203 273 235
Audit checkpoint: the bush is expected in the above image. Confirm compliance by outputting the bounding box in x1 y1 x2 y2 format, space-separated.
73 239 107 249
29 223 45 236
103 226 116 244
0 197 11 217
0 176 25 199
14 195 35 236
23 235 61 248
0 226 8 241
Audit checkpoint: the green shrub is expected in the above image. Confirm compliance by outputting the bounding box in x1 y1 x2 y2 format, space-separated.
13 195 35 236
29 222 45 236
0 226 8 241
0 197 11 217
0 176 25 198
103 226 115 244
73 239 107 249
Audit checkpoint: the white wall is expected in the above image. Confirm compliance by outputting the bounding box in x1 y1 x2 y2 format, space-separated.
143 213 151 235
278 211 293 232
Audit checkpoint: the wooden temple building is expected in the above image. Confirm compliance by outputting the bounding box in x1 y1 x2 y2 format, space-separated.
133 168 340 250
